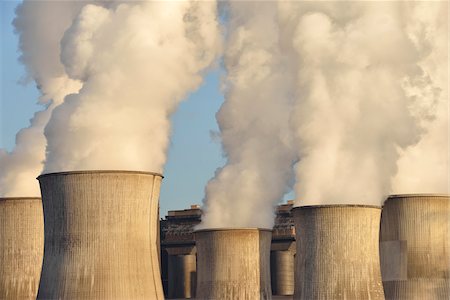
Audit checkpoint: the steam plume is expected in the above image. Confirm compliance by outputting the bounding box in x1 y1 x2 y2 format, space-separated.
392 1 449 194
200 1 447 228
43 1 221 173
286 1 447 206
0 1 84 197
199 1 296 229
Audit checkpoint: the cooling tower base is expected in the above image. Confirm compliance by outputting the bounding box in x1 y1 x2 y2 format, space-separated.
195 228 272 300
37 171 164 300
383 279 449 300
0 198 43 300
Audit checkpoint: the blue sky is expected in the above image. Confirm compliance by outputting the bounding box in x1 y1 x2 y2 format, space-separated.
0 1 293 216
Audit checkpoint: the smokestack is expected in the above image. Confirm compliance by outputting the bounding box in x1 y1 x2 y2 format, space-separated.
293 205 385 299
0 197 43 299
36 171 164 299
194 228 272 300
380 194 450 299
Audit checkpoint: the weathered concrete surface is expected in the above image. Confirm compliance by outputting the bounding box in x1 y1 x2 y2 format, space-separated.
270 242 295 296
293 205 385 300
167 247 197 299
37 171 164 299
195 228 272 300
0 197 43 300
380 194 450 300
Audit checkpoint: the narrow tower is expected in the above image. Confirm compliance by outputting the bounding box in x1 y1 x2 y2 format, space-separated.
293 205 385 300
0 197 44 299
380 194 449 299
37 171 164 299
195 228 272 300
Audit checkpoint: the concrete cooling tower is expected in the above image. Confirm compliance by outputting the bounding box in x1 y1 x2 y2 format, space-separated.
0 197 44 299
380 194 450 300
293 205 385 300
36 171 164 299
194 228 272 300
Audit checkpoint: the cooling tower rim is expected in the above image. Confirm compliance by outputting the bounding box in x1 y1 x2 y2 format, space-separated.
194 227 272 233
387 193 449 199
37 170 163 179
0 197 41 202
292 204 381 211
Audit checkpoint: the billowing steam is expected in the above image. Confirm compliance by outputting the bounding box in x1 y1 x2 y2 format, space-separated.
200 1 447 228
287 1 447 206
0 1 84 197
43 1 221 173
392 2 449 194
199 1 296 229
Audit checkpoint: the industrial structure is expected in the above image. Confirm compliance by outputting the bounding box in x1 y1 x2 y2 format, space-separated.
160 201 295 298
195 228 272 300
0 197 44 300
293 205 385 300
270 203 296 296
380 194 450 299
36 171 164 299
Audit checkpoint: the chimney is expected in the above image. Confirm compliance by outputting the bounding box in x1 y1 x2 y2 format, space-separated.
380 194 450 299
293 205 384 299
0 197 43 299
194 228 272 299
36 171 164 299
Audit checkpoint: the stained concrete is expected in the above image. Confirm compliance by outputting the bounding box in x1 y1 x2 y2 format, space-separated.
0 197 44 299
36 171 164 299
195 228 272 300
293 205 385 300
380 194 450 300
270 244 295 296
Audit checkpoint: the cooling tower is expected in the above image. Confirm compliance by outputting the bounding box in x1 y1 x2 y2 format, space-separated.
380 194 450 300
167 251 196 298
0 197 44 299
293 205 385 300
36 171 164 299
270 243 295 296
195 228 272 300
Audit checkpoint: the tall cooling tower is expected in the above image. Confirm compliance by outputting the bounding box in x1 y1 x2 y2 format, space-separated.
293 205 385 300
0 197 44 299
195 228 272 300
36 171 164 299
380 194 450 299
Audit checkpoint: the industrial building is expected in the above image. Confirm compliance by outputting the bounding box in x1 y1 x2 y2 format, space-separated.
160 201 295 298
37 171 164 299
0 197 43 300
380 194 450 299
292 205 385 300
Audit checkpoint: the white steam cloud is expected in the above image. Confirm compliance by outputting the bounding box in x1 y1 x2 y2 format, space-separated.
200 1 447 228
288 1 447 206
43 1 221 174
199 1 296 229
0 1 84 197
392 2 449 195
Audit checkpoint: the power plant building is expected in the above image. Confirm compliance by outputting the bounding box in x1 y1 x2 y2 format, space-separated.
292 205 385 300
380 194 450 299
0 197 44 300
160 201 296 298
37 171 164 299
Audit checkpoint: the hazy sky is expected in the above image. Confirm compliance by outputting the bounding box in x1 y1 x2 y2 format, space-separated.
0 0 296 216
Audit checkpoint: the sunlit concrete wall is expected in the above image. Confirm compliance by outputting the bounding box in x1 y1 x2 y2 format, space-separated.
0 197 43 299
195 228 272 300
293 205 384 300
37 171 164 299
380 194 450 300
